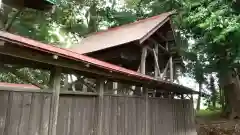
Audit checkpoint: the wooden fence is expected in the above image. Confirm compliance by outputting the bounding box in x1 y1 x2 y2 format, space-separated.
0 90 197 135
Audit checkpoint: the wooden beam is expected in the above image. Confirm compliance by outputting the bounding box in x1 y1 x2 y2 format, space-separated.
146 46 154 53
156 32 168 41
70 75 76 91
152 48 161 78
48 67 62 135
148 38 169 54
140 47 148 74
170 56 174 82
97 79 105 135
161 59 170 79
0 45 149 84
166 41 169 51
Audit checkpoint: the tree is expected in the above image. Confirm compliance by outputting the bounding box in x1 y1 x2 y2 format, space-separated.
175 0 240 118
209 75 217 109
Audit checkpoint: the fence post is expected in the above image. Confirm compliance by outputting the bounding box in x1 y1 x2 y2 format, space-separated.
48 67 62 135
97 79 104 135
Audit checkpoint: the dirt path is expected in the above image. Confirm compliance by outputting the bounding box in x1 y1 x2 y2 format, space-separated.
196 112 240 135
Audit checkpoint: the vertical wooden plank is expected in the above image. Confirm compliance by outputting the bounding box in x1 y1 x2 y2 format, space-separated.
61 97 73 135
103 96 110 135
18 92 32 135
155 99 159 135
127 98 132 135
135 98 140 135
173 99 177 135
66 98 73 135
0 91 9 135
78 97 84 135
28 93 42 135
170 99 174 135
85 97 93 135
111 97 118 135
48 67 62 135
6 92 22 135
40 94 51 135
97 80 104 135
117 97 120 135
92 96 97 135
142 97 147 135
144 87 149 135
150 98 154 135
118 96 125 135
124 97 128 135
167 99 171 135
69 97 77 135
56 97 67 135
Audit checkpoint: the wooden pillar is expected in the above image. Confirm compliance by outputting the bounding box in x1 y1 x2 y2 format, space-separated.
48 67 62 135
153 44 161 79
169 56 174 82
97 79 105 135
181 94 184 99
141 47 148 74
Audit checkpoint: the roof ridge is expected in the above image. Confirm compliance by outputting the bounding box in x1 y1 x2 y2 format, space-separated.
86 11 173 37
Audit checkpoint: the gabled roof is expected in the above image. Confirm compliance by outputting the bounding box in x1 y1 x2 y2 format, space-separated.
70 12 174 54
0 31 197 94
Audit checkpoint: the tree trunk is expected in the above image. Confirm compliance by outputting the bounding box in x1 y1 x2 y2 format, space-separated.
196 83 202 111
219 85 225 111
219 70 240 119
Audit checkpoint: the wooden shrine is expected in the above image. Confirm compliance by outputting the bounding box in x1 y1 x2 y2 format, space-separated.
70 11 184 97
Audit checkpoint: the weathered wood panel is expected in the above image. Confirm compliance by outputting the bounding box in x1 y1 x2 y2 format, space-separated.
56 95 98 135
0 89 196 135
0 91 9 135
0 90 52 135
102 96 146 135
148 98 197 135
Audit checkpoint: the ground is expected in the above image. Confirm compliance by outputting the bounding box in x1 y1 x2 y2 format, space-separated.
196 110 240 135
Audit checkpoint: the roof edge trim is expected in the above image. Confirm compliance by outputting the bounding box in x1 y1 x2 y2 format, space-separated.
139 17 170 44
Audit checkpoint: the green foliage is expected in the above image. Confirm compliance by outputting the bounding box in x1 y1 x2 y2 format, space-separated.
177 0 240 73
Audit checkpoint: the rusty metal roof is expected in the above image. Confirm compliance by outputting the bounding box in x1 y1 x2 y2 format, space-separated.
0 31 197 94
70 12 174 54
0 82 40 90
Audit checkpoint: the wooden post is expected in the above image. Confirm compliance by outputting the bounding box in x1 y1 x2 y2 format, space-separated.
97 79 104 135
48 67 62 135
140 47 148 74
153 50 161 78
153 44 160 79
161 60 169 79
169 56 174 82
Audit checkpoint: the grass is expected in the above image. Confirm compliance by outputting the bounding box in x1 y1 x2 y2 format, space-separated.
196 109 222 121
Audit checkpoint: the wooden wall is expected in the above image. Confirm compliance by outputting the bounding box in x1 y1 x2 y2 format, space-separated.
0 90 51 135
0 90 197 135
102 96 146 135
57 95 98 135
148 98 196 135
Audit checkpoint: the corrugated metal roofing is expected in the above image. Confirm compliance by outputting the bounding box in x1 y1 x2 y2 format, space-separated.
70 12 173 54
0 31 197 94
